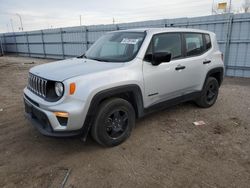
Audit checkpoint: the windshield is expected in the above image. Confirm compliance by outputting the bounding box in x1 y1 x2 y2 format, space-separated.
85 32 145 62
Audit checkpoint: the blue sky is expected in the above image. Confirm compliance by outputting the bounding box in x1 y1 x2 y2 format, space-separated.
0 0 245 33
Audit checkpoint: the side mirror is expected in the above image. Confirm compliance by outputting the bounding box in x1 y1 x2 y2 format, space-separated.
152 52 172 66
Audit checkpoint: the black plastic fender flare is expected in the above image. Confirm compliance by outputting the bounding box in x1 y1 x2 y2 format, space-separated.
81 84 144 141
203 67 224 88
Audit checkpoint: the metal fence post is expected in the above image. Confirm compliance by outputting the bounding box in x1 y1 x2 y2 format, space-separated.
224 14 234 68
1 34 6 55
25 32 31 57
0 37 3 56
3 34 6 53
164 19 168 27
60 28 65 59
116 24 119 30
186 18 189 28
13 32 18 55
41 30 46 58
81 27 85 54
85 26 89 51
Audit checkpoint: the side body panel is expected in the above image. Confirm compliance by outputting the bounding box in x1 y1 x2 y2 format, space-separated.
142 31 224 108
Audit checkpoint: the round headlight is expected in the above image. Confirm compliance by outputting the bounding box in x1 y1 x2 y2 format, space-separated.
55 82 64 97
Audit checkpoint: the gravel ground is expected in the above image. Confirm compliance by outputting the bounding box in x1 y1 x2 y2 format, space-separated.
0 55 250 188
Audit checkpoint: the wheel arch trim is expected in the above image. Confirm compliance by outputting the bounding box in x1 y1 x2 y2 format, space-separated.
204 67 224 88
81 84 144 140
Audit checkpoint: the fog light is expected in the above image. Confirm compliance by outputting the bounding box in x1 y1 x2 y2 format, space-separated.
53 111 69 118
56 116 68 126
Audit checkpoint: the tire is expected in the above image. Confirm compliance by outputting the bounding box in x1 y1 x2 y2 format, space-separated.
91 98 135 147
195 77 219 108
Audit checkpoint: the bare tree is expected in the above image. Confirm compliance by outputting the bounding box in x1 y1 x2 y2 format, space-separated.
242 0 250 13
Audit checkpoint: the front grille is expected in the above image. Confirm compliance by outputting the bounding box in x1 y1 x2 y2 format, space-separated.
28 73 47 98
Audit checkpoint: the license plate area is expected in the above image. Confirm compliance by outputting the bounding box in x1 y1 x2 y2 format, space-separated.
24 98 53 132
24 100 33 114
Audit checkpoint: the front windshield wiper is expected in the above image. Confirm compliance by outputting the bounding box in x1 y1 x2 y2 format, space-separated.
77 54 87 59
77 55 110 62
89 57 110 62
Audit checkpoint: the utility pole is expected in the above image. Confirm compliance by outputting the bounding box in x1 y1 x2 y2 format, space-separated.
10 19 14 32
6 23 10 33
16 13 23 31
80 15 82 26
112 17 115 24
229 0 232 13
211 0 215 14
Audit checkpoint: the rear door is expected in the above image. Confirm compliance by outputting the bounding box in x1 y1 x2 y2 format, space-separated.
181 33 210 91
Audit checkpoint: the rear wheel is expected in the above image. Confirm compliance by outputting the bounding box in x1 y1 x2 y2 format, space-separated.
195 77 219 108
91 98 135 147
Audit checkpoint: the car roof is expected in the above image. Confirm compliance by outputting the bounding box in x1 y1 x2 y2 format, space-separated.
112 27 214 35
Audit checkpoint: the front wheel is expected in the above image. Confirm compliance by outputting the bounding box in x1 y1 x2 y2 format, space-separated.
91 98 135 147
195 77 219 108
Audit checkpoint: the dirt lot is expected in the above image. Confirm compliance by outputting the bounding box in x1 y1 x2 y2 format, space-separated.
0 55 250 188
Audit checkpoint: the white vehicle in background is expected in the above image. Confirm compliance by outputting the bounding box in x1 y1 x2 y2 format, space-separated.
24 28 224 147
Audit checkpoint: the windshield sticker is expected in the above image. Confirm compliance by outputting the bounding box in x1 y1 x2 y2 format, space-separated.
121 38 139 45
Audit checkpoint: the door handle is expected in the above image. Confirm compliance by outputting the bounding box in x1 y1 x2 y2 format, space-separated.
203 60 211 64
175 65 186 71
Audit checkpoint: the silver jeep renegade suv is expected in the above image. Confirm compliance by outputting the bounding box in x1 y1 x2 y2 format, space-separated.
24 28 224 147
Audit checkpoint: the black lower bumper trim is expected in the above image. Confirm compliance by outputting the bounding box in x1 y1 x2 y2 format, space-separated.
24 98 83 137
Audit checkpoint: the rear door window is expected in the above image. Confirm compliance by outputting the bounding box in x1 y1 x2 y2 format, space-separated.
184 33 204 57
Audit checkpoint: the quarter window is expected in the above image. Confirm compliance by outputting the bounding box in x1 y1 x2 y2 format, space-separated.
204 34 212 50
185 33 204 56
152 33 182 60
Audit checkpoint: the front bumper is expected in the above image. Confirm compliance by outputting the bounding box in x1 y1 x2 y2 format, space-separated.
23 84 89 137
24 97 84 137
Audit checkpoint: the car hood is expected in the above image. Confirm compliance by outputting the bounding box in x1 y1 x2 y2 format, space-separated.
30 58 125 81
